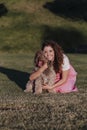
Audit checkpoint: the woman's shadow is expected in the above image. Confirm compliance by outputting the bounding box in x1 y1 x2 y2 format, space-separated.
0 67 30 90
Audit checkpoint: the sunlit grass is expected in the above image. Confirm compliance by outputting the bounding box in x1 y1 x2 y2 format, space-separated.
0 53 87 129
0 0 87 53
0 53 87 92
0 0 87 129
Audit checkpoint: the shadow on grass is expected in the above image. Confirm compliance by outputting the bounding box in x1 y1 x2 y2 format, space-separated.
42 25 87 53
0 67 30 90
43 0 87 21
0 3 8 17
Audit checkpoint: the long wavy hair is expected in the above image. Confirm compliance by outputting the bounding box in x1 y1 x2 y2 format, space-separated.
41 40 63 73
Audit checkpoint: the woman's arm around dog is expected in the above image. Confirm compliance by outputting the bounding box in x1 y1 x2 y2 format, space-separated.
29 63 48 81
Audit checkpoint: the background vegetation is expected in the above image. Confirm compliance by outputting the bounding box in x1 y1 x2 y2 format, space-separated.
0 0 87 53
0 0 87 130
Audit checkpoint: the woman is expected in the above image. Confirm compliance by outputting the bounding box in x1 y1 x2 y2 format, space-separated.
30 40 78 93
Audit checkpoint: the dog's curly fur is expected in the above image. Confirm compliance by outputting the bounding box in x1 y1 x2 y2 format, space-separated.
24 50 56 94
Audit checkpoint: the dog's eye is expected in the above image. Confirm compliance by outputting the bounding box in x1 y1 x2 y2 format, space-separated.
49 50 52 52
44 51 47 54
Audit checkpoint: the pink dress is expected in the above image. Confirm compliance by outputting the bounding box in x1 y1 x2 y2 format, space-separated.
55 65 78 93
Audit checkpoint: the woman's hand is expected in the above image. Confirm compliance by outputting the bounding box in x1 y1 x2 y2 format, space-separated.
42 62 48 70
42 84 53 90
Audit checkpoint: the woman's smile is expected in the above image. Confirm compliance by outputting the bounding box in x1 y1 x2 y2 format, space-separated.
43 46 54 61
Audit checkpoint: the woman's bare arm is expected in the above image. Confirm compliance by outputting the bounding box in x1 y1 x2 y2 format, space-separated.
29 63 48 81
42 69 69 90
52 69 69 89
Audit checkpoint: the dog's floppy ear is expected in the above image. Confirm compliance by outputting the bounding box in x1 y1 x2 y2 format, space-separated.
34 51 39 66
34 50 43 66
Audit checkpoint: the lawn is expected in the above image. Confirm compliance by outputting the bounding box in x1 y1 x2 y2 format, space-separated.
0 53 87 130
0 0 87 53
0 0 87 129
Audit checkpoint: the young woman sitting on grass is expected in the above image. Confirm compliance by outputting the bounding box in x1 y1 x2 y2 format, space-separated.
30 40 78 93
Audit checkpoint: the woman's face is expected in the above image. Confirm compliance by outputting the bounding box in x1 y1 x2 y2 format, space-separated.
43 46 55 61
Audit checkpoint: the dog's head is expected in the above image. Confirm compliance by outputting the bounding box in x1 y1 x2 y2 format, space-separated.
34 50 48 67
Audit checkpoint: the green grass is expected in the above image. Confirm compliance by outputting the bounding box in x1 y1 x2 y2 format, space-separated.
0 0 87 129
0 0 87 53
0 53 87 130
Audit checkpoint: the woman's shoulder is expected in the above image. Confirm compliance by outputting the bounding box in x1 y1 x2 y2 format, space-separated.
63 54 68 59
63 54 69 62
62 54 70 71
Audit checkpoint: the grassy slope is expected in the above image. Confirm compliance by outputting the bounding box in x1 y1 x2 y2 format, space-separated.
0 0 87 53
0 0 87 129
0 54 87 130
